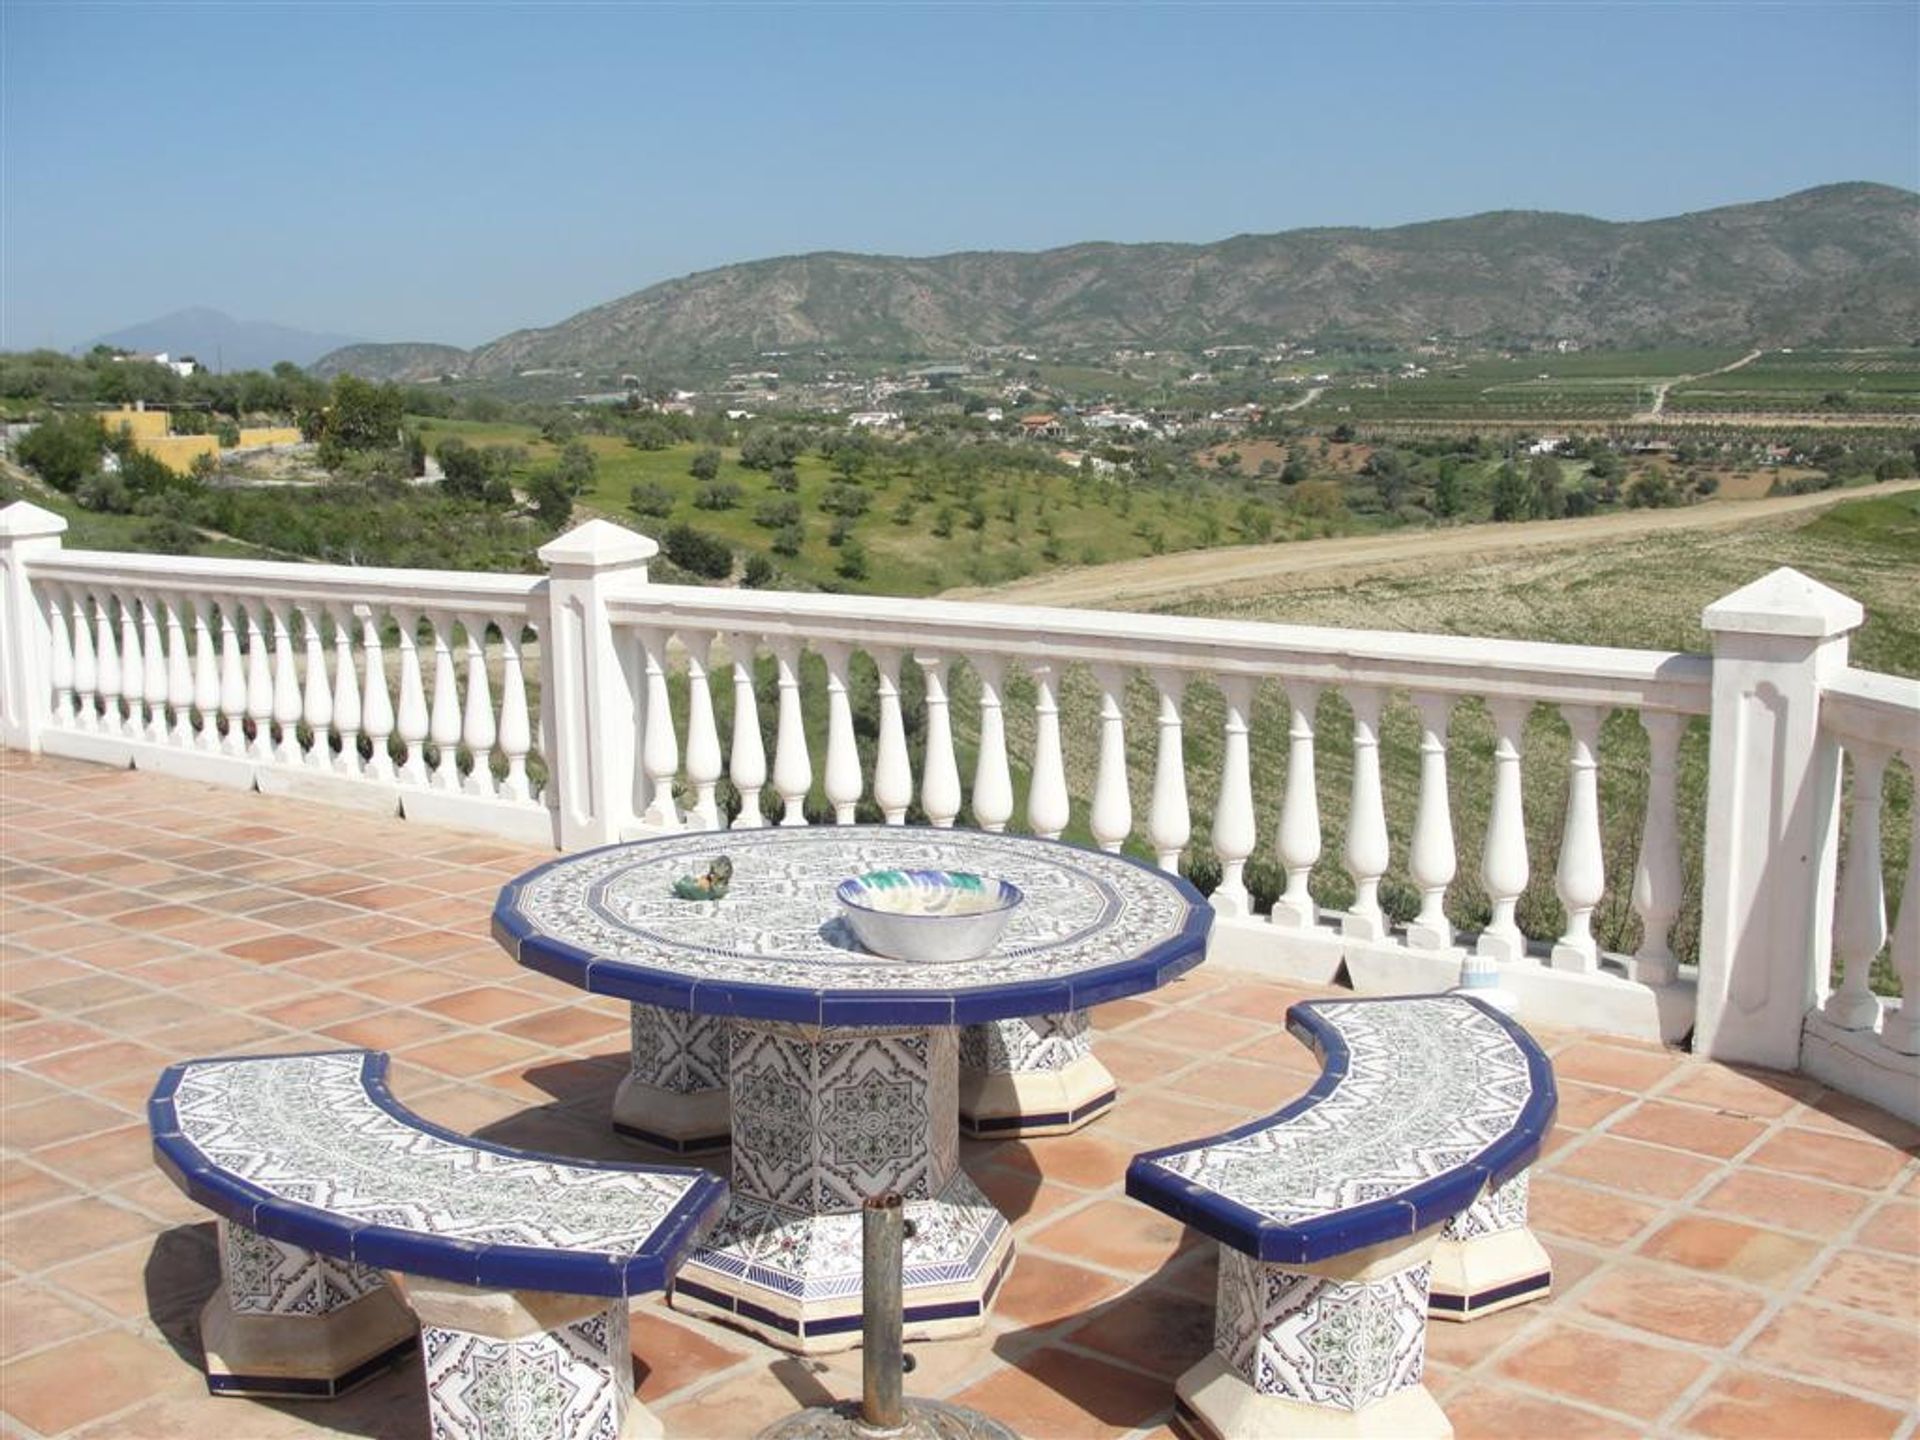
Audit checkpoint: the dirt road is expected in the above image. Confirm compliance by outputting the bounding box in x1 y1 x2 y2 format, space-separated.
944 479 1919 610
1637 349 1763 420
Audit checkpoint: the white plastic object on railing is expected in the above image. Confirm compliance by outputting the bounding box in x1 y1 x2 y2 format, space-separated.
70 588 98 733
771 639 810 827
497 621 534 804
1027 661 1070 841
96 593 123 738
1824 741 1889 1031
190 600 219 752
427 614 462 791
297 606 331 770
1477 697 1532 965
1628 710 1685 985
1887 748 1919 1056
244 604 274 763
328 605 362 777
917 653 960 828
115 595 140 737
1211 674 1257 919
871 647 912 825
1342 686 1390 941
820 641 861 824
270 606 303 768
1148 669 1189 873
970 655 1013 834
1271 684 1320 929
164 598 194 747
218 602 246 756
141 597 169 743
1089 664 1132 855
1551 705 1607 973
1406 692 1456 951
725 633 766 829
683 637 722 830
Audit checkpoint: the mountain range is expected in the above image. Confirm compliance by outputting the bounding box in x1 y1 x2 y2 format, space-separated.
88 307 365 372
311 183 1920 382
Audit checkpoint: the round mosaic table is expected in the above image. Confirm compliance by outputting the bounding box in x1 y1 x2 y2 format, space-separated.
492 826 1211 1352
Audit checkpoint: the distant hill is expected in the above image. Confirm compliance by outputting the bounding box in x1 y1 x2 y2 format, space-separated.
88 307 365 372
316 183 1920 382
308 342 470 383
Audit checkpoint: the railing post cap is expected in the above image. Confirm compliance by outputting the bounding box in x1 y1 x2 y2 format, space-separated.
0 500 68 542
1701 566 1862 642
537 519 658 572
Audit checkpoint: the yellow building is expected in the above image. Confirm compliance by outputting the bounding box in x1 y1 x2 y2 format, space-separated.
100 407 170 442
236 426 302 448
140 435 221 472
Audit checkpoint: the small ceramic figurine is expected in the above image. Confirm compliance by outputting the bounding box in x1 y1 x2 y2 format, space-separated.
671 855 733 901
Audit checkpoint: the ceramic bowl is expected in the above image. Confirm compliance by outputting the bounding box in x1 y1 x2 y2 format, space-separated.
834 869 1024 963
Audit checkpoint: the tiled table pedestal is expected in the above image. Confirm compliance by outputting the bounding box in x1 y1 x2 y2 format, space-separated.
613 1003 731 1153
672 1020 1012 1353
1428 1171 1551 1320
406 1277 653 1440
201 1219 416 1398
958 1009 1117 1137
1178 1235 1449 1440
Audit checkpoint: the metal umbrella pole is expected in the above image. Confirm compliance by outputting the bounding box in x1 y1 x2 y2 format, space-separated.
756 1192 1018 1440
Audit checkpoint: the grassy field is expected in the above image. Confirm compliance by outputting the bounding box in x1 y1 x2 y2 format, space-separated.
411 418 1292 596
1667 349 1920 415
693 492 1914 991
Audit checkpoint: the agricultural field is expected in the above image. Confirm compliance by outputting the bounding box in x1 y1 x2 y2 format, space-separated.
1297 349 1749 424
409 417 1291 596
1666 348 1920 416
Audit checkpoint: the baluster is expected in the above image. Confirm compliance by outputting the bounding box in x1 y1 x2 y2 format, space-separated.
1824 742 1889 1030
1474 698 1532 967
360 607 396 783
1342 686 1390 940
295 606 333 770
425 613 463 791
244 603 275 762
1551 705 1607 972
1027 661 1070 840
189 599 219 750
393 611 430 785
329 605 362 777
1271 684 1322 929
497 620 533 803
117 594 144 738
917 654 961 828
163 598 193 746
1407 693 1457 951
1628 711 1686 985
683 635 721 828
1148 670 1190 872
96 593 124 736
269 605 303 766
69 588 99 732
1211 675 1257 918
771 639 810 826
1089 664 1132 853
725 633 767 828
971 656 1014 832
217 601 248 756
871 647 912 824
140 597 169 742
454 613 496 797
45 587 74 727
1885 750 1919 1055
820 642 861 824
638 628 681 827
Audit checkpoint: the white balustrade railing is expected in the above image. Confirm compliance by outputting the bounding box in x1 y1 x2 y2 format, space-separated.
1800 666 1920 1120
1 504 1912 1118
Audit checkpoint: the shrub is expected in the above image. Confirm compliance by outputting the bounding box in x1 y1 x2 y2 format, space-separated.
628 479 675 518
661 523 732 579
742 553 778 588
693 479 742 511
821 483 871 518
772 523 804 557
753 496 801 530
688 446 722 482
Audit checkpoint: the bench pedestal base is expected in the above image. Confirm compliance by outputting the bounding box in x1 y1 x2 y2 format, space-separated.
1187 1237 1449 1440
202 1220 415 1399
1429 1173 1551 1321
1175 1353 1452 1439
959 1011 1116 1138
614 1003 730 1153
406 1277 655 1440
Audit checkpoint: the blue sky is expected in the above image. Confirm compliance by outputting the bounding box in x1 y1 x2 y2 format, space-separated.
4 2 1915 352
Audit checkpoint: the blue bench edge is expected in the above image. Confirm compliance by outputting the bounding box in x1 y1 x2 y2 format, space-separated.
148 1048 730 1299
1124 993 1558 1266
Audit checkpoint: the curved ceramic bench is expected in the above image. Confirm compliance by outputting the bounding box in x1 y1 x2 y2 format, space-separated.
1126 994 1556 1440
150 1049 728 1440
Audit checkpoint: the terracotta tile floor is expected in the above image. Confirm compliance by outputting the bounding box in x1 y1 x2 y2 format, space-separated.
3 753 1917 1439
